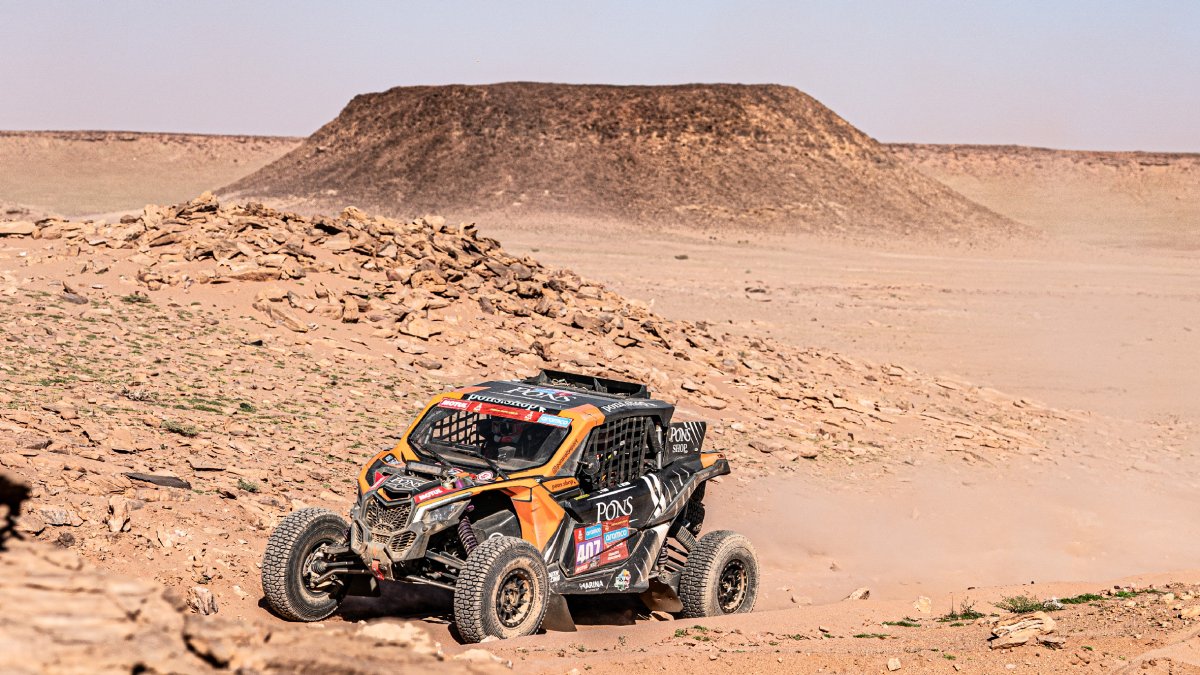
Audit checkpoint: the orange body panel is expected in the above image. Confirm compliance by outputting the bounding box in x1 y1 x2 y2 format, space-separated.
505 485 568 550
356 393 606 551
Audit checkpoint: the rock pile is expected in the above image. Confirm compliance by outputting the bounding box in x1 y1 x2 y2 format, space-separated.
6 193 1066 463
0 471 496 674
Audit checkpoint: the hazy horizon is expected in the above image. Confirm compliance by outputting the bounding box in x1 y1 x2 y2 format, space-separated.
2 1 1198 152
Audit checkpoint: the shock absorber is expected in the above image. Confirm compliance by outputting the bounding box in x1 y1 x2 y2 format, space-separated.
675 526 698 552
458 515 479 555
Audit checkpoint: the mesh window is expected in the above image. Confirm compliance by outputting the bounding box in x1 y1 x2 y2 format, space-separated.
410 405 570 471
429 410 485 449
579 416 660 491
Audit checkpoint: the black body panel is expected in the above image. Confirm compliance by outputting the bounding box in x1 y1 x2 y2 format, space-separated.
547 454 730 595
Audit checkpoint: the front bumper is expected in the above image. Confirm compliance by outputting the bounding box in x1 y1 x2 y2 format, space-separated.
348 492 467 579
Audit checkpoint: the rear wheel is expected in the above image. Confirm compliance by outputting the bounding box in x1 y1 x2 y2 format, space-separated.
453 536 549 642
678 530 759 617
261 508 349 621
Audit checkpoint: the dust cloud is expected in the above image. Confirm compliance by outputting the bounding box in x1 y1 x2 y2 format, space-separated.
712 461 1200 607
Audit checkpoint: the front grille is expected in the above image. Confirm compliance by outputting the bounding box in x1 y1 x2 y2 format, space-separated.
363 497 414 557
388 532 417 555
365 499 412 531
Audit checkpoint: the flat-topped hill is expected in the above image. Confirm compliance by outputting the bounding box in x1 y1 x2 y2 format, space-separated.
229 83 1021 237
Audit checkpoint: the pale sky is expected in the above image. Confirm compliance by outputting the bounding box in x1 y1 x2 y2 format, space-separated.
2 1 1197 151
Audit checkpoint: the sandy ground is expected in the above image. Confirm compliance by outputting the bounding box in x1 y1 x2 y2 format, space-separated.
466 223 1200 670
0 131 298 216
3 137 1200 672
457 570 1200 674
488 226 1200 427
893 145 1200 251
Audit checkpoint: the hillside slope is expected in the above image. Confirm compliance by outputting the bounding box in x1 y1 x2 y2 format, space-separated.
229 83 1021 237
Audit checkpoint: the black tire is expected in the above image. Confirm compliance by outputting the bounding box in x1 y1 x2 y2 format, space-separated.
678 530 759 618
683 498 706 535
453 536 549 642
261 508 349 622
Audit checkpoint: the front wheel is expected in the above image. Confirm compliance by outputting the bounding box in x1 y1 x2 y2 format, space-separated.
453 536 549 642
678 530 759 617
261 508 350 621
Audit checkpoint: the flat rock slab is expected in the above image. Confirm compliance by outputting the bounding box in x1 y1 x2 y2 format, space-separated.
123 472 192 490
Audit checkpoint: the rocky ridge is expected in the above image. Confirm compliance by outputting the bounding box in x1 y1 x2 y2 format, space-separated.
0 194 1094 618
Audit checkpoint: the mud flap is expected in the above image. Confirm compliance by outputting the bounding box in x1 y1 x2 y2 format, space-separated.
640 578 683 613
542 593 577 632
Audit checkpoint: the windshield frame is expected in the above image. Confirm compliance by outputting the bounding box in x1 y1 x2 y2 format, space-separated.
407 399 572 473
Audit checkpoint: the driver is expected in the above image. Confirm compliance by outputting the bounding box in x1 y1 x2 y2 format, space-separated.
479 418 553 461
513 424 553 460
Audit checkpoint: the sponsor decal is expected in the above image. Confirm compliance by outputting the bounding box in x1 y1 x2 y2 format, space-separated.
613 569 631 592
603 515 629 530
603 526 629 546
543 477 578 493
464 393 547 412
413 485 451 504
539 414 571 428
666 421 707 457
502 386 575 403
371 471 387 489
479 402 540 422
384 475 426 492
548 569 562 584
572 514 633 574
575 524 602 542
596 495 634 521
599 399 658 413
599 542 629 565
574 539 604 572
548 437 581 475
448 399 573 429
475 471 495 483
668 425 695 443
382 453 401 465
578 579 604 591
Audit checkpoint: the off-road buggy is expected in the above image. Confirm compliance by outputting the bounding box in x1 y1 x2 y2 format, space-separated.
261 369 759 642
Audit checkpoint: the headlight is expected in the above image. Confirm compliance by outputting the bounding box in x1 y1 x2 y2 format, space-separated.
421 500 468 525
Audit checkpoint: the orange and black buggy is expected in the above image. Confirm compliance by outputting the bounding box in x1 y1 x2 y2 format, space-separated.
261 370 759 642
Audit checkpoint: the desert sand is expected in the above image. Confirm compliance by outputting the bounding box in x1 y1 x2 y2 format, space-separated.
1 84 1198 674
0 131 298 217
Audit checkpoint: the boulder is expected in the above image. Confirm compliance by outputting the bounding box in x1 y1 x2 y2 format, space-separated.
989 611 1057 649
0 221 36 236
